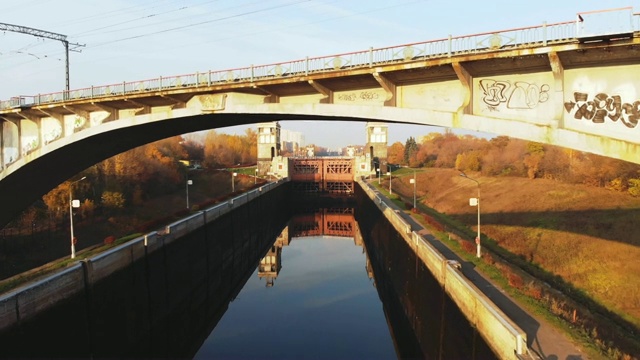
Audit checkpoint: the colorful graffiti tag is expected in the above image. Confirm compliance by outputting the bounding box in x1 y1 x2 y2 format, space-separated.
564 92 640 128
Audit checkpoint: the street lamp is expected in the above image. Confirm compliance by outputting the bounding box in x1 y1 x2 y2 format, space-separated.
69 176 86 259
410 170 416 209
460 172 481 258
232 172 237 192
386 172 392 194
186 174 193 210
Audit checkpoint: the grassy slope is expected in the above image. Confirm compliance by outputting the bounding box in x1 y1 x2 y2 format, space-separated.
392 168 640 328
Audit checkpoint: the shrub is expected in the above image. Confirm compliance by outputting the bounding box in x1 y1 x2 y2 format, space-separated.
460 240 476 254
524 281 542 300
103 236 116 245
628 178 640 197
508 272 524 289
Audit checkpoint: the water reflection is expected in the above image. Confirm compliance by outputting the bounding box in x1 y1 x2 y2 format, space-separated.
0 195 496 359
195 206 396 359
355 193 498 359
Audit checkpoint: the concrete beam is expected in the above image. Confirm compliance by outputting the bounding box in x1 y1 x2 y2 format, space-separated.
253 86 279 103
160 94 186 109
63 105 90 122
548 51 564 127
124 99 150 115
373 72 396 107
308 80 333 104
452 61 472 116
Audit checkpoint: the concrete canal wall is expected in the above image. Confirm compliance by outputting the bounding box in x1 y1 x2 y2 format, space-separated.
0 179 289 340
356 178 527 360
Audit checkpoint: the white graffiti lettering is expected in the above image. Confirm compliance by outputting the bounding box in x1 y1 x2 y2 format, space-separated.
479 79 550 109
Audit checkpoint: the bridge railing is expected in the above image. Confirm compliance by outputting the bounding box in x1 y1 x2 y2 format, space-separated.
1 12 638 111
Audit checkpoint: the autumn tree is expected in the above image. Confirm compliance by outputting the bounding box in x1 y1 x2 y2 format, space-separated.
203 130 256 167
387 142 405 164
481 137 527 176
523 142 545 179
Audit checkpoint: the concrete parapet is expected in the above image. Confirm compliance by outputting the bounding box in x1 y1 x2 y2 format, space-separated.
0 180 289 335
204 203 227 224
443 262 526 358
356 178 527 359
384 207 412 234
164 212 206 242
86 237 147 284
411 231 446 283
0 292 17 332
232 193 248 207
0 264 85 331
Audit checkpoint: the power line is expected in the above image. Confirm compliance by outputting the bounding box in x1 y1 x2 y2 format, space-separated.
89 0 311 48
0 22 84 92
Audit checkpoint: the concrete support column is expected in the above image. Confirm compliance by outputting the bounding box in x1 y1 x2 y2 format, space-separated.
92 103 117 122
548 51 565 128
35 117 43 153
0 118 4 170
373 72 396 107
452 61 473 116
308 80 333 104
64 105 91 128
38 109 66 137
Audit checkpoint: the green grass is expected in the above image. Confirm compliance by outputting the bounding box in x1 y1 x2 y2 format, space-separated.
389 180 635 359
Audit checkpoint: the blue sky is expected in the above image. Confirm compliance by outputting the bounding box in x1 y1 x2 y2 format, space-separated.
1 0 637 148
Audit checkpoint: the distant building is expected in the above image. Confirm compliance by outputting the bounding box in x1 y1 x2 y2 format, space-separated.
306 145 315 157
280 129 305 154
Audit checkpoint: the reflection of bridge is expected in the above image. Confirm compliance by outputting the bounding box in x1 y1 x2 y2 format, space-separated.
1 7 639 226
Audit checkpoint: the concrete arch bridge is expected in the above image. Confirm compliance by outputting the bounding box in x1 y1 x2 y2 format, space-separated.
0 7 639 227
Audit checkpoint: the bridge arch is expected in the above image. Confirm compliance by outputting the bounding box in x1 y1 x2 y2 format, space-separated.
1 11 639 226
2 91 640 227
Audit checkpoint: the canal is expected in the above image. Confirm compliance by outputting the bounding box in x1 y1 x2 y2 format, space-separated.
0 190 497 359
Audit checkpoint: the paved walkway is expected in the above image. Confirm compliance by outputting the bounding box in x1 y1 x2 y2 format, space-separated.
364 180 593 360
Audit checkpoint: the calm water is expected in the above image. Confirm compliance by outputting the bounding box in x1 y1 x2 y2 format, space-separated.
0 194 496 359
194 236 397 359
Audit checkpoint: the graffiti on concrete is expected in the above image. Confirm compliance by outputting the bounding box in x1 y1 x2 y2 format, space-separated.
479 79 550 110
564 92 640 128
337 91 380 102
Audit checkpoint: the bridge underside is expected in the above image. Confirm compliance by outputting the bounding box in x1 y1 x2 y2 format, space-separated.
1 34 640 227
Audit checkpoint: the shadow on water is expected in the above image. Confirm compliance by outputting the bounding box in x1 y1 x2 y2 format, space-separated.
0 186 292 358
355 193 498 359
1 190 497 358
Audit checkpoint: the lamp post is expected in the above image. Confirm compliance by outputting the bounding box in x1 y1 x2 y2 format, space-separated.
387 172 392 194
377 168 380 185
186 174 193 210
232 172 237 192
410 170 416 209
69 176 86 259
460 172 481 258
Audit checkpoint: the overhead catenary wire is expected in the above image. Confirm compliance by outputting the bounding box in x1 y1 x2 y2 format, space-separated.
0 22 84 92
0 0 424 97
